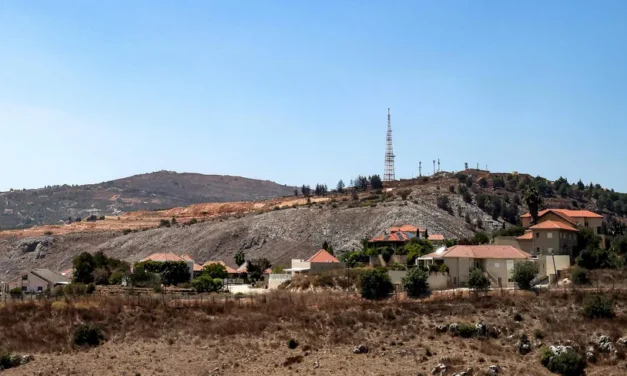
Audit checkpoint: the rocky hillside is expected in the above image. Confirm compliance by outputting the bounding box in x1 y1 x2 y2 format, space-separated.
0 181 501 280
0 171 294 229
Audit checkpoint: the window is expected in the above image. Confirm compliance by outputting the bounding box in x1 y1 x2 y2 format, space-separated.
547 232 553 239
37 286 43 292
585 222 588 227
21 274 28 281
21 286 27 291
597 226 602 234
536 247 540 253
536 232 539 238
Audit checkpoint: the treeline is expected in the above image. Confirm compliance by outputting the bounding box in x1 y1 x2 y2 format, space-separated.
295 174 384 197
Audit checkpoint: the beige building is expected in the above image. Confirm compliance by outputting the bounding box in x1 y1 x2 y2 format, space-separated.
521 209 603 234
286 249 345 275
5 269 70 294
418 245 532 288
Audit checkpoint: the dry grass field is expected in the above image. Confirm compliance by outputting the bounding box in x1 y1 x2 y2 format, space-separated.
1 288 627 375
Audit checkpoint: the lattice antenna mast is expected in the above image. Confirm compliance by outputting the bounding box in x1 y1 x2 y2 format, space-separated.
419 161 422 177
383 108 395 181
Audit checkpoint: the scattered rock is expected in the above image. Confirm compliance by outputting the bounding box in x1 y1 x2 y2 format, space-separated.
435 324 449 333
596 335 615 353
353 345 368 354
475 321 487 336
586 347 596 363
439 357 450 364
15 237 53 254
487 365 500 374
431 363 447 375
313 359 320 369
616 337 627 347
558 278 571 286
20 354 34 365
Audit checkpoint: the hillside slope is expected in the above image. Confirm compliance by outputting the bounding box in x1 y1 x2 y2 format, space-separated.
0 171 294 229
0 182 500 279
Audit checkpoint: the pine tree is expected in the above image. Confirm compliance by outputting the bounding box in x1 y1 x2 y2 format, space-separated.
337 180 345 193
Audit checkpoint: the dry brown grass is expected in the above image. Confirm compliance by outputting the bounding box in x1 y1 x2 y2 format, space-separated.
1 289 626 375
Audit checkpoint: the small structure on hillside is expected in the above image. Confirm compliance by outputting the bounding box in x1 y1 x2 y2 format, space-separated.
285 249 344 276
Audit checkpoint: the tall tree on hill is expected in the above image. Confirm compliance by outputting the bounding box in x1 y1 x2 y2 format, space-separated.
524 186 543 224
234 250 245 267
355 176 369 191
294 188 298 196
370 175 383 190
322 240 329 251
336 180 345 193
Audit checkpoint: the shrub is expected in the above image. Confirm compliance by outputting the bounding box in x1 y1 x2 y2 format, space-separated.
468 269 490 292
534 329 544 339
122 228 132 235
202 263 228 279
402 267 429 297
43 231 53 236
287 338 299 350
381 247 394 263
458 323 476 338
86 283 96 295
436 195 453 214
9 287 23 299
449 185 456 193
192 275 223 293
159 219 171 228
478 178 488 188
108 270 125 285
0 352 20 370
511 261 539 290
540 347 586 376
73 323 105 347
462 191 472 203
64 283 87 296
570 267 590 286
312 274 335 288
581 294 615 319
359 268 394 300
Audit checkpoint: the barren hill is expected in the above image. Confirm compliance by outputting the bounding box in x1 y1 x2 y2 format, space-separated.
0 171 294 229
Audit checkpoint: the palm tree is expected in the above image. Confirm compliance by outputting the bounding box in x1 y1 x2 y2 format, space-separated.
524 186 543 224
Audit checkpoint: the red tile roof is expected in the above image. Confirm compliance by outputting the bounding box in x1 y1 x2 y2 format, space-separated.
390 225 424 233
141 253 186 262
516 232 533 240
522 209 602 220
529 220 578 232
202 261 238 274
369 231 413 243
428 234 445 241
307 249 340 263
423 245 531 260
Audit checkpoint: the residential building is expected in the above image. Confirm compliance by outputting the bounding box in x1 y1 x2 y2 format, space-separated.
515 221 579 257
521 209 603 234
202 260 238 276
369 224 445 248
5 269 70 293
417 245 532 288
181 254 205 277
140 253 195 282
286 249 345 275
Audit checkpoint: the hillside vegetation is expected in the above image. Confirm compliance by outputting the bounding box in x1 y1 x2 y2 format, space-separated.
0 171 294 229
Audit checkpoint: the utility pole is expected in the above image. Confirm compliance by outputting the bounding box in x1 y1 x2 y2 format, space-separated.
433 160 436 175
419 161 422 177
438 158 441 173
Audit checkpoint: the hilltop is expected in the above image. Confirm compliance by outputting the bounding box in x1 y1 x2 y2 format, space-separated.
0 171 295 229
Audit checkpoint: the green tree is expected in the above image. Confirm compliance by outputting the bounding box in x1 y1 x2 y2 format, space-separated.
478 178 488 188
462 191 472 203
359 268 393 299
523 186 543 224
234 250 245 267
611 235 627 255
402 267 429 297
571 267 590 286
247 258 272 282
468 268 490 292
294 188 298 196
203 263 228 279
511 261 539 290
336 180 345 193
322 241 329 251
575 227 601 257
370 175 384 189
72 252 95 284
192 275 223 293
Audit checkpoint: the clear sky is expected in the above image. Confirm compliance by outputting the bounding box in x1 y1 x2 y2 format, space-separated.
1 1 626 192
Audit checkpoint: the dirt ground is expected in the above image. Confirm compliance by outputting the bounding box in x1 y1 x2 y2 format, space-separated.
2 290 627 376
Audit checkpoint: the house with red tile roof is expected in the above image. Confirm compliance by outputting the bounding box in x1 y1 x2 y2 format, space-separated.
418 245 533 288
139 252 195 282
369 224 447 248
521 209 603 234
286 249 344 276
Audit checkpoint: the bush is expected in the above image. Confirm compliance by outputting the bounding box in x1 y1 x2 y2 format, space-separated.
359 268 394 300
570 267 590 286
468 269 490 292
458 323 476 338
72 323 105 347
402 267 429 297
64 283 87 296
287 338 299 350
511 261 539 290
9 287 23 299
436 195 453 214
540 347 586 376
192 275 223 293
581 294 615 319
0 352 20 370
397 189 411 200
202 263 228 279
108 270 125 285
159 219 171 228
122 228 132 235
462 191 472 203
86 283 96 295
449 185 456 193
478 178 488 188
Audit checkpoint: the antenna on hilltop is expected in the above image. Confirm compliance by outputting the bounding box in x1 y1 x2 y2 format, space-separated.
419 161 422 177
384 108 395 181
438 158 441 173
433 160 436 175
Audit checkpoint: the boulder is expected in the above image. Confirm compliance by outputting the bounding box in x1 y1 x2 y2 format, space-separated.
353 345 368 354
431 363 447 375
616 337 627 347
20 354 34 365
488 365 500 374
435 324 449 333
586 347 596 363
517 334 532 355
475 321 487 336
448 323 459 334
596 335 615 353
557 278 571 286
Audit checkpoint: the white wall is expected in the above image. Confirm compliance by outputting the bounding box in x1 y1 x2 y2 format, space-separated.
427 273 449 290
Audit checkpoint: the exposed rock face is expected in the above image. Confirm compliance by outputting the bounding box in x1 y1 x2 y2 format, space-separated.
596 335 615 353
15 237 53 254
353 345 368 354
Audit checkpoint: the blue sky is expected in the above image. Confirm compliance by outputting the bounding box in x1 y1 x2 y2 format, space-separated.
1 1 626 192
